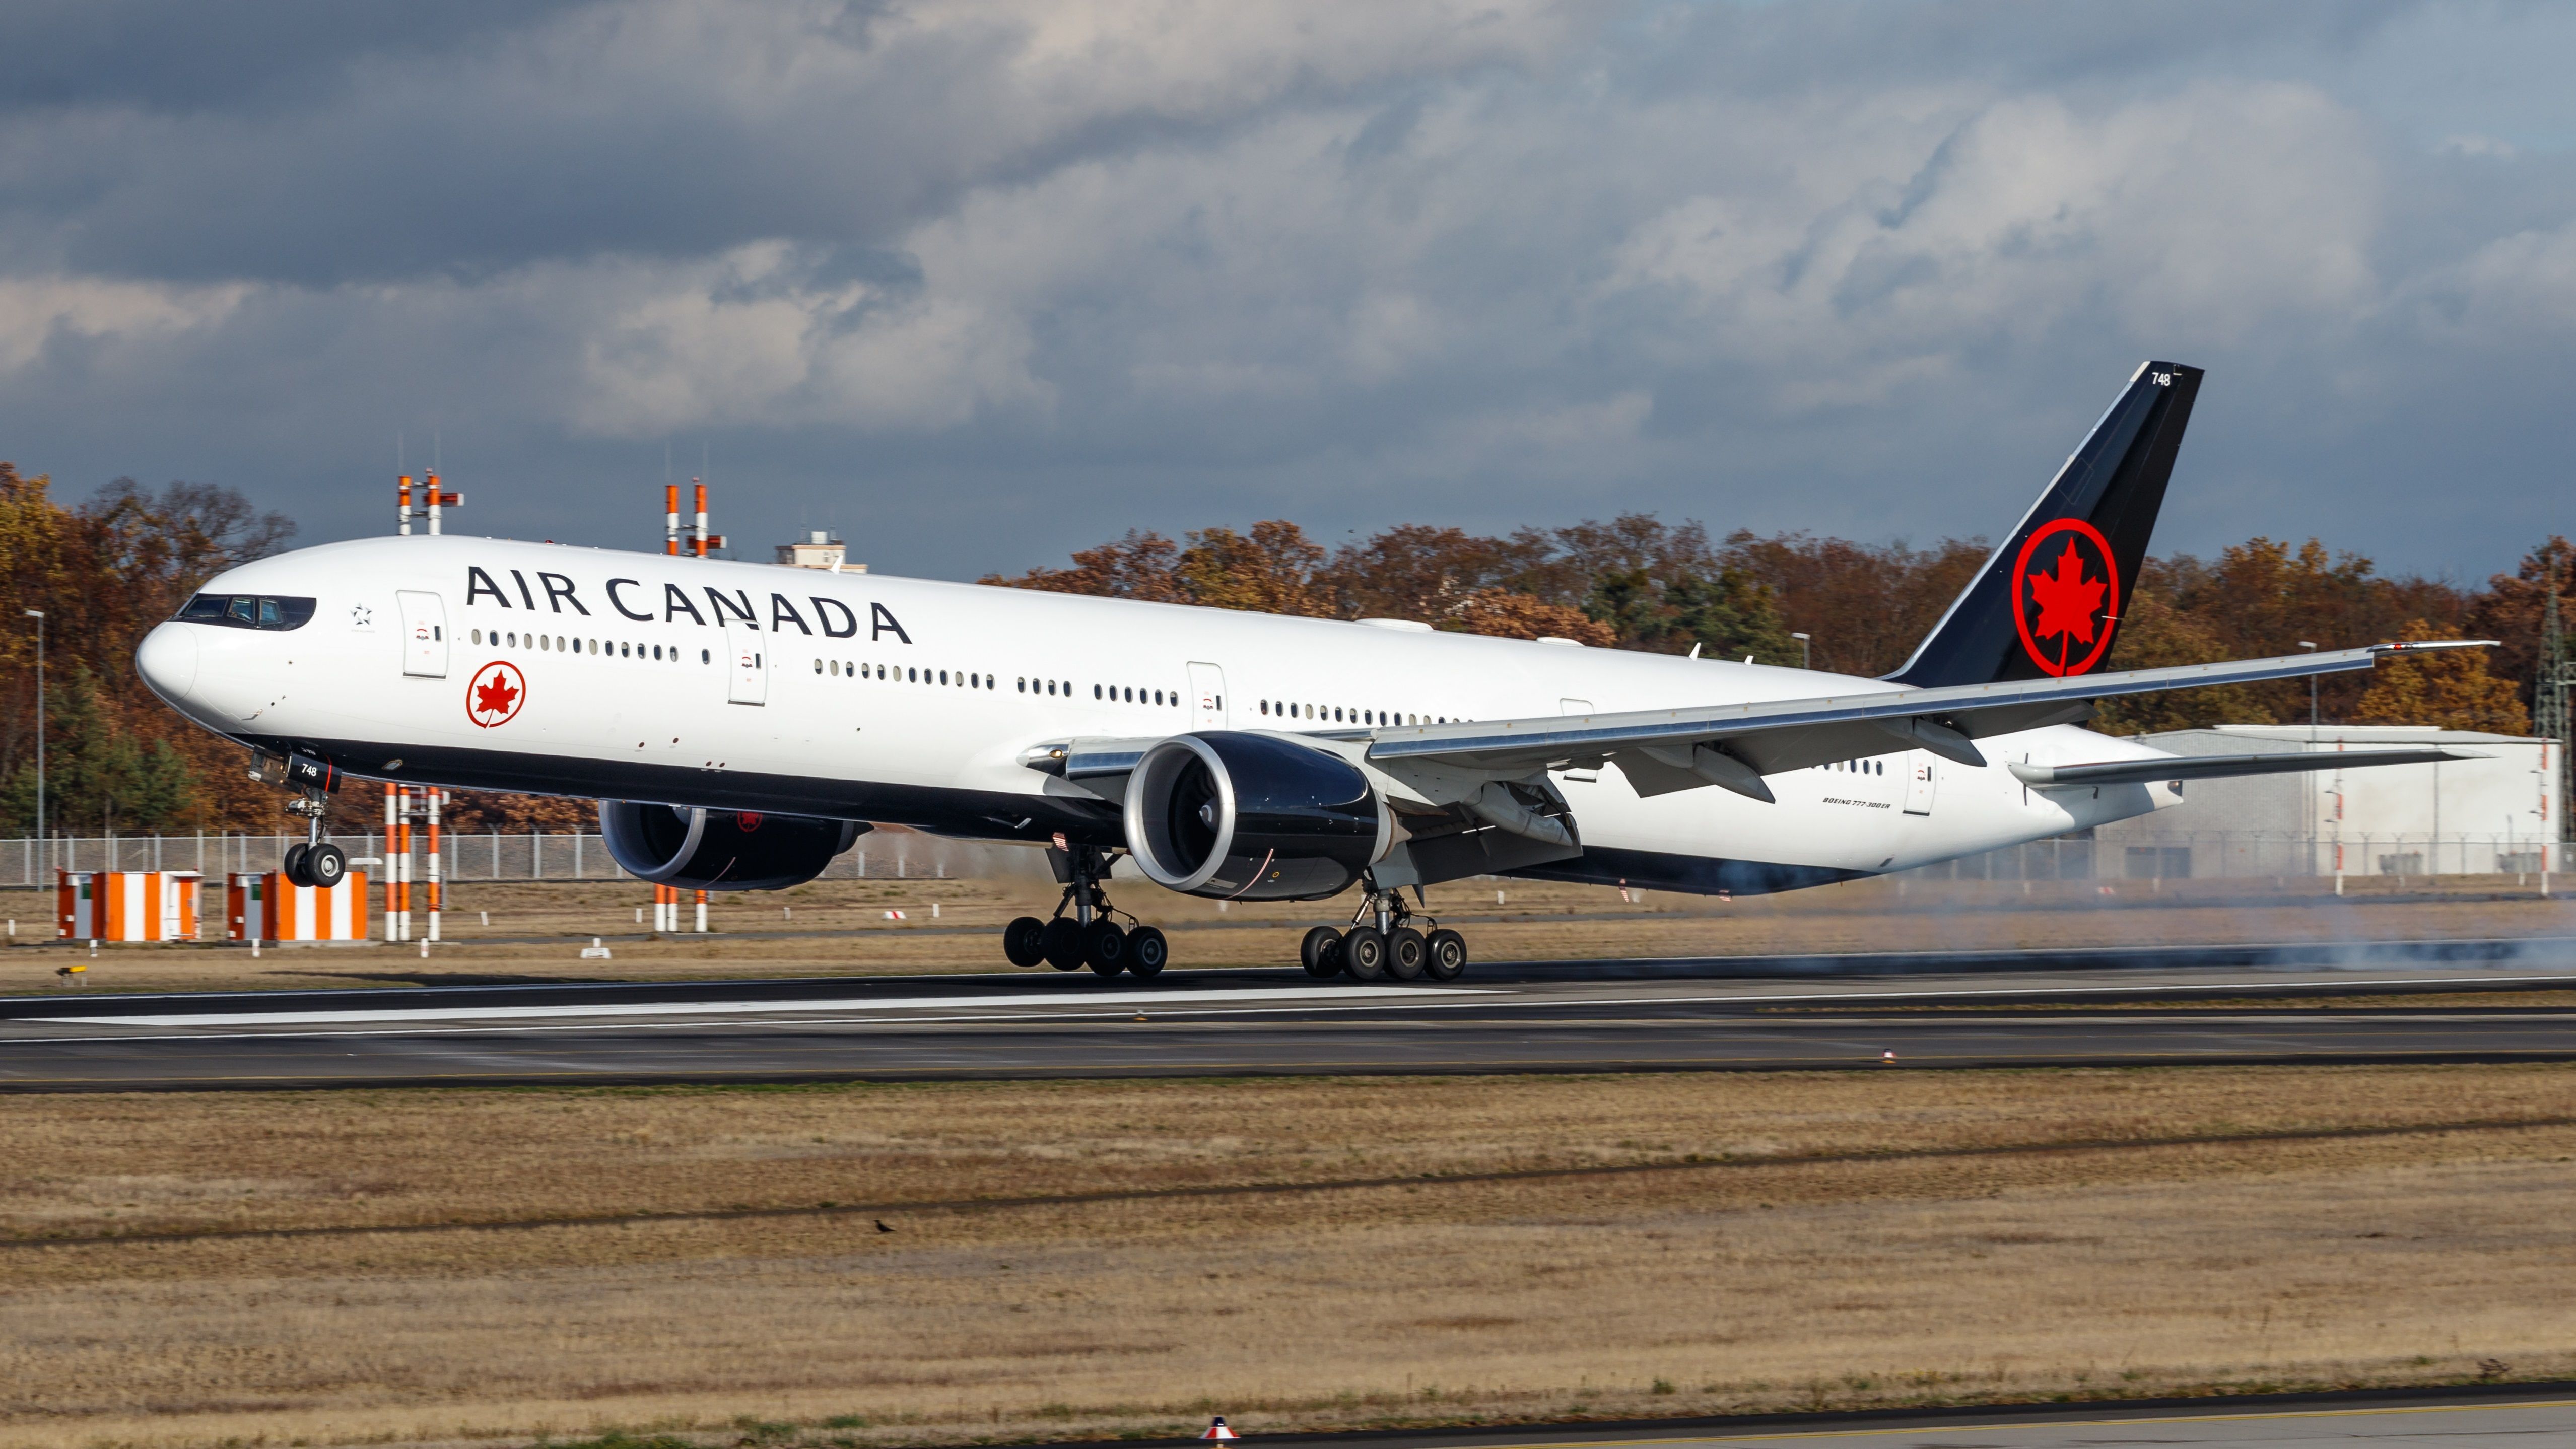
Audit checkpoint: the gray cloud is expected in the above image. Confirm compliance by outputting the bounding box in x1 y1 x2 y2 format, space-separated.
0 1 2570 586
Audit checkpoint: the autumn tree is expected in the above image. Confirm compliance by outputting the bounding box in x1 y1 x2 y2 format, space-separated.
2353 621 2531 733
1717 531 1990 675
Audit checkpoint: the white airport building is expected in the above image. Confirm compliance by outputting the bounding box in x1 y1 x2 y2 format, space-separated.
1928 724 2561 881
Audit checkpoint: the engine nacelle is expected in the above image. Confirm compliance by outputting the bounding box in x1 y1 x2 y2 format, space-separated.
598 801 863 892
1123 732 1390 900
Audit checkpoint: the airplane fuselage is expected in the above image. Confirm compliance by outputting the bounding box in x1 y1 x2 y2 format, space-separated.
138 534 2176 896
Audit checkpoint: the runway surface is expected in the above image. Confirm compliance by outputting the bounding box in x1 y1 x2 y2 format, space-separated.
1174 1390 2576 1448
6 938 2576 1090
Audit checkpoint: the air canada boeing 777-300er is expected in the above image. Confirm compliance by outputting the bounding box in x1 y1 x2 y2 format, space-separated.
136 361 2487 981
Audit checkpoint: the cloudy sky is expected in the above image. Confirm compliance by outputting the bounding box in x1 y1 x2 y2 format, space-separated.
3 1 2570 582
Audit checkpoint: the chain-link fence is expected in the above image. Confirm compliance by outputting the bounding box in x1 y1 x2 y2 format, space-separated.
0 832 1036 886
2 830 2551 889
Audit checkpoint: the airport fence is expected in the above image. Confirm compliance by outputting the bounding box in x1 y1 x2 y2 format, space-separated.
0 832 1035 887
0 830 2553 890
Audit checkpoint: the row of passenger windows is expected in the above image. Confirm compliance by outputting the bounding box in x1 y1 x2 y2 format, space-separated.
803 660 1458 725
473 628 704 663
1825 759 1886 775
815 659 995 689
1262 700 1453 726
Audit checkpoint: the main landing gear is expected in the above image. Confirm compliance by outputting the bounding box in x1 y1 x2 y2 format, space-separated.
1300 883 1466 983
1001 845 1168 980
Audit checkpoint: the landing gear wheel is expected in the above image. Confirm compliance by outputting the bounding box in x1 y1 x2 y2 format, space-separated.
1300 926 1345 978
1385 926 1426 981
305 843 348 890
1341 926 1387 981
1126 926 1168 979
1424 929 1468 981
1083 921 1129 977
281 842 313 888
1002 916 1048 967
1042 918 1086 971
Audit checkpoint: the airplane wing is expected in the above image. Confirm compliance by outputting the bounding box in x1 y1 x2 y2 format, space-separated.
1363 640 2494 803
2008 747 2485 790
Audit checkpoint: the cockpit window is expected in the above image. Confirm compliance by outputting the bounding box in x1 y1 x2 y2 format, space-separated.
178 594 316 632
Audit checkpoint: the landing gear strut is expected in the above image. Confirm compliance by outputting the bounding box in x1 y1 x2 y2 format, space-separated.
1003 845 1167 980
1304 880 1466 983
272 756 347 890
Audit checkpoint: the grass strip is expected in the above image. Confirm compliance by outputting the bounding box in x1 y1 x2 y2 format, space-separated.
11 1110 2574 1252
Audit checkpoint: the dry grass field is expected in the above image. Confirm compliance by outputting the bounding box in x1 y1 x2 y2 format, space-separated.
6 1066 2576 1449
1 870 2569 996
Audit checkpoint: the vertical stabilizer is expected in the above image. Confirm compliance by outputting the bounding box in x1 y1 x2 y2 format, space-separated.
1887 361 2202 688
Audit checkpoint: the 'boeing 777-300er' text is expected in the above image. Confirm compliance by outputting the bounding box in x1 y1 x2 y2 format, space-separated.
136 362 2487 981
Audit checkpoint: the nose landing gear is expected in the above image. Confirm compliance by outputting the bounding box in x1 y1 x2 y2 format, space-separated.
1305 883 1467 983
1002 844 1168 979
263 752 347 889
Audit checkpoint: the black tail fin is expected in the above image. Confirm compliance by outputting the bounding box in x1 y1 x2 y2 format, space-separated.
1887 360 2202 688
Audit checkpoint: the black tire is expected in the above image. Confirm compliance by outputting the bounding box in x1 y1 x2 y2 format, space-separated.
1002 916 1048 967
305 843 348 890
1424 929 1468 981
1042 918 1086 971
281 842 313 888
1341 926 1387 981
1385 926 1426 981
1300 925 1344 978
1084 921 1129 977
1127 926 1168 978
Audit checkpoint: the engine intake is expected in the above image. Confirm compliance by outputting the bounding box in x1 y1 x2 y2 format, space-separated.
1123 732 1389 900
598 801 863 892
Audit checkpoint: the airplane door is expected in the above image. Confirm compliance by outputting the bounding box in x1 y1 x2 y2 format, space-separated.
1189 662 1229 730
1903 752 1937 815
725 620 766 705
396 591 447 678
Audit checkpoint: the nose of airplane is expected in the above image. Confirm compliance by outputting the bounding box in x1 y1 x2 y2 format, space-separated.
135 622 198 702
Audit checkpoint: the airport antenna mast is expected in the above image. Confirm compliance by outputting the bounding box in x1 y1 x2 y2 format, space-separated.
665 475 725 557
395 471 462 536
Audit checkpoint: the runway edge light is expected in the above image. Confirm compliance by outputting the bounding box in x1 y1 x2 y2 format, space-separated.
1200 1417 1237 1441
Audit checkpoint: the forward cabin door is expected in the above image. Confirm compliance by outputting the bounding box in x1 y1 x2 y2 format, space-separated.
396 591 447 678
1189 662 1228 730
1903 752 1938 815
725 620 766 705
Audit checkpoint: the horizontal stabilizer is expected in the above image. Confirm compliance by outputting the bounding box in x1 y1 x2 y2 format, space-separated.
2008 747 2488 790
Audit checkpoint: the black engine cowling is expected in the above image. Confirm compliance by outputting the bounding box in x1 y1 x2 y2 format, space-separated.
1122 732 1389 900
598 801 864 891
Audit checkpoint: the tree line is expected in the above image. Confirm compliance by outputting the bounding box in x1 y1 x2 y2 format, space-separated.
1 450 2562 840
987 516 2568 737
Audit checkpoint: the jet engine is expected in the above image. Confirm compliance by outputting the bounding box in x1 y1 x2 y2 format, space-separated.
1122 732 1390 900
598 801 864 891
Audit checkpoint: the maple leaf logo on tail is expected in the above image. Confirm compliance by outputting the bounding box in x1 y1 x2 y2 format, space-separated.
2028 541 2107 647
2008 519 2121 677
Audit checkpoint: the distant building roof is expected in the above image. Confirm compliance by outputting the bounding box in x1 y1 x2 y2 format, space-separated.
776 531 864 571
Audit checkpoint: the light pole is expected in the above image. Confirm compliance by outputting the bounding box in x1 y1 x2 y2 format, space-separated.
1791 631 1811 670
22 609 41 859
2299 641 2318 733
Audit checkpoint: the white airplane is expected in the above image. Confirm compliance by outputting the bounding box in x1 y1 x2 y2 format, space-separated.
136 361 2484 982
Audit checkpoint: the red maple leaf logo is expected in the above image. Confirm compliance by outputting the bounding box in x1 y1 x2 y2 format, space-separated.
2026 540 2106 646
472 668 519 721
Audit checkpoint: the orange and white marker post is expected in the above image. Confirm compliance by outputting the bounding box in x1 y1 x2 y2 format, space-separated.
1199 1418 1237 1441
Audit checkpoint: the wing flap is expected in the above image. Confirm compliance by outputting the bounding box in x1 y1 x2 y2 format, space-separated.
2009 747 2486 789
